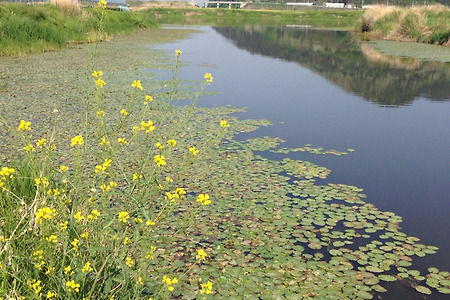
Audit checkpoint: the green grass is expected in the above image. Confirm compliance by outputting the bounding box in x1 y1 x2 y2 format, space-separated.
0 3 157 56
359 5 450 46
142 7 363 29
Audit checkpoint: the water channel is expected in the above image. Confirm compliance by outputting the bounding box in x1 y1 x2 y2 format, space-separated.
151 25 450 299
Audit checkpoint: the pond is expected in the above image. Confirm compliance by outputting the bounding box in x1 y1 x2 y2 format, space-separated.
151 25 450 298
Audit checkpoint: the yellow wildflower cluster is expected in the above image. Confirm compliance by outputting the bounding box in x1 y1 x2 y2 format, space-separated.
24 144 35 153
97 0 107 9
82 262 93 273
200 281 213 295
153 155 166 167
175 49 182 56
131 80 143 90
87 209 101 221
145 246 157 260
36 138 47 148
0 167 14 191
125 257 134 267
196 249 207 260
117 137 128 145
70 135 84 147
17 120 31 132
189 146 199 156
34 177 49 187
144 95 153 104
100 181 117 192
118 211 130 223
220 120 230 128
35 207 57 224
164 187 186 202
162 275 178 292
66 280 80 293
141 120 155 133
120 109 128 116
197 194 211 206
95 158 112 173
45 235 57 243
93 70 106 87
204 73 213 83
167 139 176 146
29 279 42 296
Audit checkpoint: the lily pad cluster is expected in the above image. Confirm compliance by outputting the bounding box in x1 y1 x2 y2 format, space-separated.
272 144 355 156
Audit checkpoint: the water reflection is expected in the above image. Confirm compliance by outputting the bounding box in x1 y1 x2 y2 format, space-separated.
213 25 450 106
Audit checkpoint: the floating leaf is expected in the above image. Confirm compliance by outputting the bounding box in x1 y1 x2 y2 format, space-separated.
415 285 432 295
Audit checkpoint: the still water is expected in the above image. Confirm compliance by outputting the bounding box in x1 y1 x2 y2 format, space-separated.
152 25 450 298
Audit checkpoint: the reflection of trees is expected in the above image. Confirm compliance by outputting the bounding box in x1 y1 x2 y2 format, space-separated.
213 26 450 106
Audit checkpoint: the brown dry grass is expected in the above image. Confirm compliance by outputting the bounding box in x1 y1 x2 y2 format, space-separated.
50 0 81 14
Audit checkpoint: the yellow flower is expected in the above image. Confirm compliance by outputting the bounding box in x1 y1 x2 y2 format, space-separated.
92 70 103 78
29 279 42 295
0 167 15 179
175 187 186 198
200 281 213 295
64 265 74 275
145 246 157 260
162 275 178 291
95 78 106 88
33 250 44 260
220 120 230 128
118 137 128 145
18 120 31 131
141 120 155 133
167 139 176 146
97 0 107 9
118 211 130 223
125 257 134 267
146 220 156 226
35 177 49 187
47 188 60 196
36 138 47 148
45 266 55 275
204 73 213 83
71 135 84 147
196 249 207 260
24 144 35 152
144 95 153 104
80 232 89 239
100 184 110 193
100 137 110 146
66 280 80 293
137 277 143 285
131 80 143 90
197 194 211 206
82 262 93 273
189 147 199 156
134 217 143 223
132 173 142 181
95 158 112 174
59 165 68 172
156 142 164 149
166 176 173 182
123 236 132 245
175 49 182 56
120 109 128 116
153 155 166 167
35 207 56 224
46 235 58 243
132 126 140 132
74 211 85 223
71 239 79 253
46 291 57 299
87 209 101 221
96 110 105 118
60 221 68 231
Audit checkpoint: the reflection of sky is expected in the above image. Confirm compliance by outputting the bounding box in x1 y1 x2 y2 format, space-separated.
150 26 450 272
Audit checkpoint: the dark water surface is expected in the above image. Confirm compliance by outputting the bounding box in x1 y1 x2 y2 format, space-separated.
152 25 450 298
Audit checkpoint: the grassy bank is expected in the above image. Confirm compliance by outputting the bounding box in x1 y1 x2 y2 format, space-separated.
142 7 363 28
0 1 157 56
359 5 450 46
